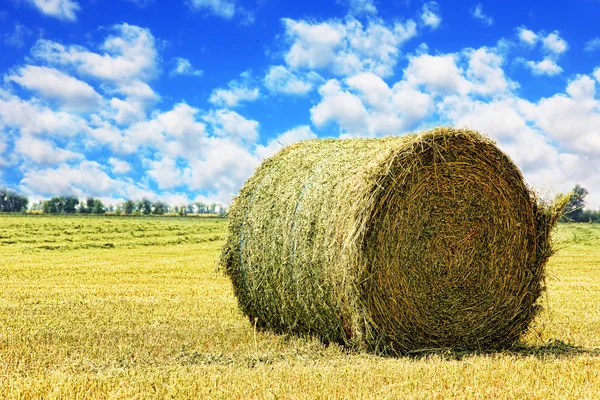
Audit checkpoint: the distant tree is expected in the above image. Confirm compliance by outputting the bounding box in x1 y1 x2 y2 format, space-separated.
138 198 152 215
0 188 29 212
178 205 186 216
43 197 62 214
195 202 207 214
563 185 589 222
186 204 195 214
91 199 105 214
123 199 136 215
152 201 168 215
62 196 79 214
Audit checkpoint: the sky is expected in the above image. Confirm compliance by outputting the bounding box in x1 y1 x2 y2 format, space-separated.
0 0 599 208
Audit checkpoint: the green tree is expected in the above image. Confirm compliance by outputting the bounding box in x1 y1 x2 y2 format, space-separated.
152 201 168 215
138 198 152 215
0 188 29 212
91 199 105 214
62 196 79 214
563 184 589 222
123 199 136 215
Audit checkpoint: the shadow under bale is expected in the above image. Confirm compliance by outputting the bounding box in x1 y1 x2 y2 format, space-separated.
221 127 566 355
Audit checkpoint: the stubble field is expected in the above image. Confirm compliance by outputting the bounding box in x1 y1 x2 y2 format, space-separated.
0 215 599 399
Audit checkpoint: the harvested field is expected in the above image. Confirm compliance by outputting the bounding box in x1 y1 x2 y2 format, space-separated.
0 215 599 398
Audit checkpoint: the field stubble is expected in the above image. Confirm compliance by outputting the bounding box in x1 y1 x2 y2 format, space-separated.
0 215 599 399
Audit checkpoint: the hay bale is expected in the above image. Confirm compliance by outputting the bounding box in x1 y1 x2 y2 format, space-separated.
221 127 565 354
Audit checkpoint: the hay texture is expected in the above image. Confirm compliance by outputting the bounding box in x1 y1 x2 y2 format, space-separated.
221 127 564 354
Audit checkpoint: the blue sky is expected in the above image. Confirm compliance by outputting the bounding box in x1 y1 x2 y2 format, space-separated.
1 0 599 208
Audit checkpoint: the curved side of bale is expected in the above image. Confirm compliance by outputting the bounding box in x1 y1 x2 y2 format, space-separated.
221 127 564 353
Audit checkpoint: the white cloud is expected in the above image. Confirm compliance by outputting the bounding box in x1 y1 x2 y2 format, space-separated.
255 125 317 159
187 0 236 19
20 161 118 197
311 74 434 137
525 58 563 76
32 24 158 83
517 27 538 45
404 53 471 95
465 47 516 95
203 109 259 143
209 73 260 107
15 134 83 165
170 57 203 77
2 21 32 48
471 3 493 26
186 138 259 204
124 103 206 154
108 157 131 174
0 89 88 137
26 0 80 21
594 67 600 83
311 80 369 134
6 65 103 111
264 66 320 95
421 2 441 29
534 75 600 155
282 17 417 78
542 31 568 54
584 37 600 53
340 0 377 16
146 157 184 189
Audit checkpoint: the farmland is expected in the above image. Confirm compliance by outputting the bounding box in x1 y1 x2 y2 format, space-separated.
0 215 599 399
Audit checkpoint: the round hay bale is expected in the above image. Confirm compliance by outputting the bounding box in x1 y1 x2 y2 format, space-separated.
221 127 564 354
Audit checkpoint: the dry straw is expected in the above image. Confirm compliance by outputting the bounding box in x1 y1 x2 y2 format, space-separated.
221 127 566 354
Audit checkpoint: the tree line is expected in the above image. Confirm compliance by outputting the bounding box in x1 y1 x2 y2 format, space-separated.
1 188 225 216
561 184 600 223
1 185 599 221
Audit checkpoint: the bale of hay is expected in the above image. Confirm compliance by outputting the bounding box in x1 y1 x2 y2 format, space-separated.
221 127 565 354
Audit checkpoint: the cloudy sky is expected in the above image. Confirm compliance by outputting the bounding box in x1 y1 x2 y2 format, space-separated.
0 0 599 208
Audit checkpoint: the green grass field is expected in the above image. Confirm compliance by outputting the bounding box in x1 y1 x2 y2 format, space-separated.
0 215 599 399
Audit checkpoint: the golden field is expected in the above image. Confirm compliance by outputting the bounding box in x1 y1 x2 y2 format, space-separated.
0 215 598 399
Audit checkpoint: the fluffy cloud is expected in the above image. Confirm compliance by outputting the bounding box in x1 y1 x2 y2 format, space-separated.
31 24 159 83
15 134 83 165
20 161 119 198
404 53 471 95
339 0 377 16
471 3 493 26
282 17 417 78
255 125 317 159
421 2 441 29
209 72 260 107
170 57 204 77
108 157 131 174
311 80 369 134
311 75 433 136
187 0 236 19
26 0 80 21
203 109 259 143
517 27 538 45
263 66 320 95
6 65 103 111
2 21 32 48
584 37 600 52
146 157 185 190
534 75 600 155
525 58 563 76
542 31 568 54
0 90 88 137
185 138 259 204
